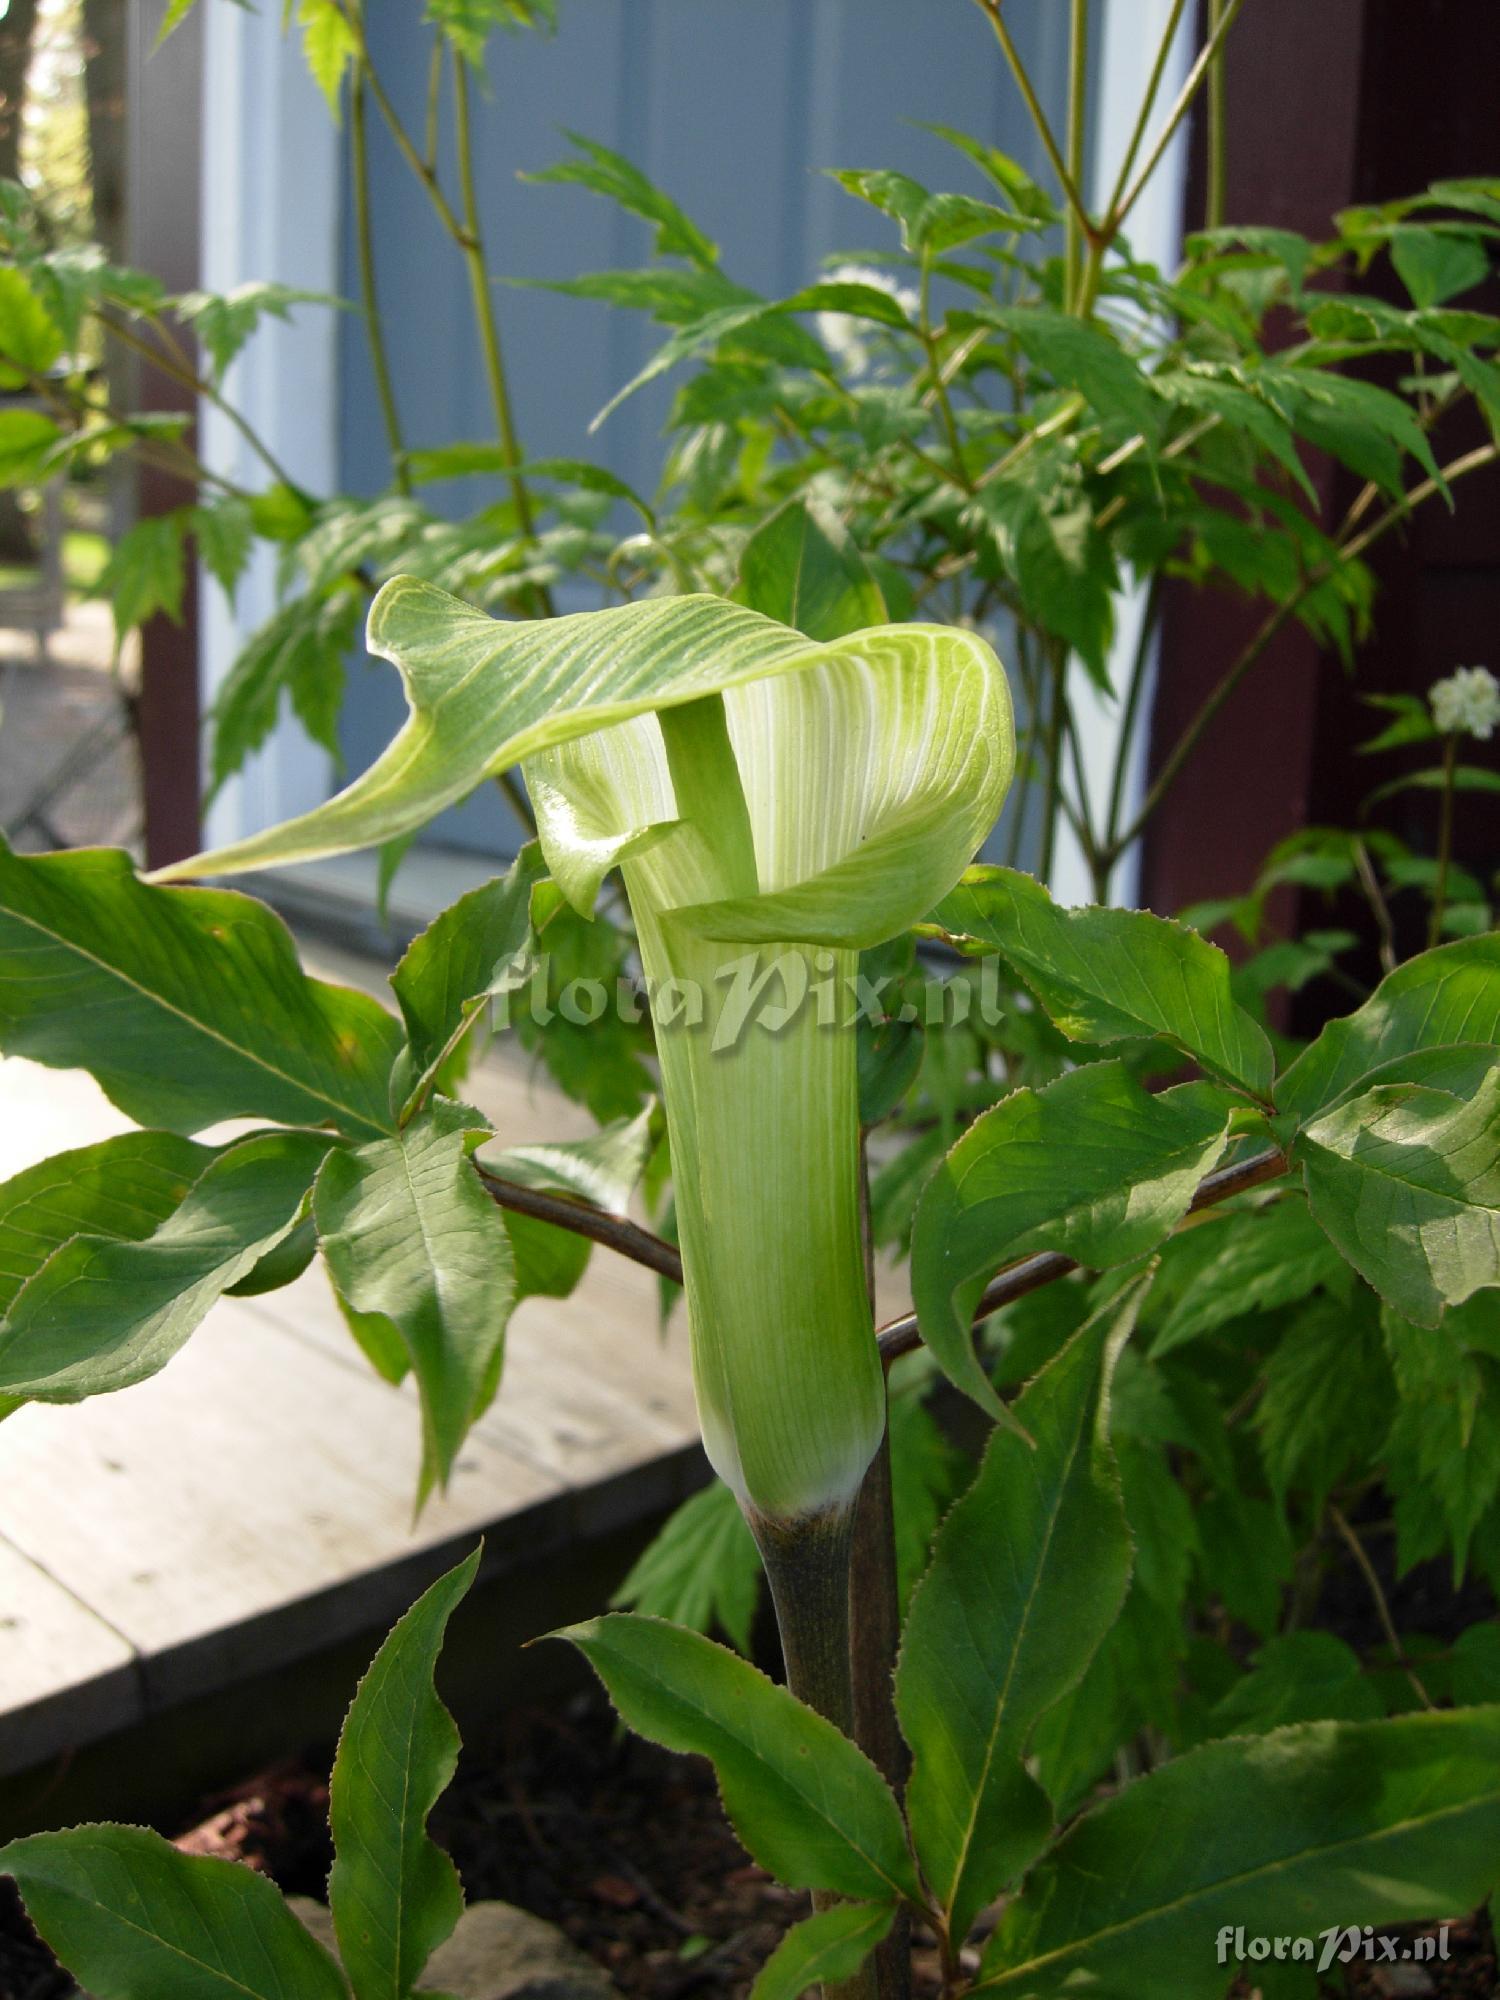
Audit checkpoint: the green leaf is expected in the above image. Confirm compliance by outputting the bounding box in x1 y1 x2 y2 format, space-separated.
1383 1304 1500 1577
1451 1624 1500 1706
978 1709 1500 1996
1297 1068 1500 1328
1256 1291 1392 1509
101 514 186 637
0 1823 348 2000
1277 935 1500 1120
1390 226 1491 308
957 305 1158 436
0 1131 329 1404
554 1613 920 1905
193 496 255 602
932 866 1274 1099
610 1479 762 1653
1261 365 1444 499
0 841 401 1137
1365 762 1500 810
748 1902 896 2000
153 0 203 44
828 171 1027 253
0 1131 211 1316
0 407 63 486
897 1282 1140 1941
911 1063 1233 1418
176 280 341 378
296 0 356 117
0 266 64 387
1149 1196 1345 1356
523 132 718 269
918 126 1057 221
314 1102 516 1499
1209 1633 1383 1736
426 0 555 63
390 846 542 1110
734 499 888 642
329 1548 479 2000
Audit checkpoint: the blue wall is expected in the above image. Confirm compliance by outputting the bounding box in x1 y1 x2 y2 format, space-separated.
338 0 1071 857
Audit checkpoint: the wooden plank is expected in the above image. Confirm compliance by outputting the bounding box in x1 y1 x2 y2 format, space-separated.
0 1300 567 1714
0 1539 142 1774
253 1247 704 1534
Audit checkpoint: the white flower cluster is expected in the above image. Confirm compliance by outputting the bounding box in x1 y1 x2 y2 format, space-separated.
1430 664 1500 741
815 262 920 380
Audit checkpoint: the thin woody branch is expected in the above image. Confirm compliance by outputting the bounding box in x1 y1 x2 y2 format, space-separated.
478 1167 683 1283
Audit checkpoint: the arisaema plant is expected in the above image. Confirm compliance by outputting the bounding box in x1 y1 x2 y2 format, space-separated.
154 578 1015 1730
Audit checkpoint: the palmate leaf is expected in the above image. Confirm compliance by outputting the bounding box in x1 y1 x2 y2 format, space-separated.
0 1131 212 1315
0 841 400 1137
555 1613 921 1906
328 1548 479 2000
0 1130 329 1405
1147 1195 1346 1357
0 1824 346 2000
522 132 719 269
911 1062 1233 1418
609 1478 762 1653
1298 1067 1500 1327
314 1102 515 1500
896 1280 1141 1944
978 1709 1500 1998
931 865 1274 1098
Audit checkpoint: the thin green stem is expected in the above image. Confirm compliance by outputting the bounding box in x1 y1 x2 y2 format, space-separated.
1064 0 1089 312
351 71 409 493
1115 0 1246 229
1100 0 1190 230
919 252 972 492
1330 1505 1434 1711
424 35 443 173
451 51 553 615
970 0 1092 235
1353 838 1399 977
1037 641 1066 885
338 0 469 244
103 312 306 498
1204 0 1228 231
1428 732 1458 950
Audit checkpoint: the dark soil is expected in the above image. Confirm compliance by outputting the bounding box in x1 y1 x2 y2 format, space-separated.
2 1679 1494 2000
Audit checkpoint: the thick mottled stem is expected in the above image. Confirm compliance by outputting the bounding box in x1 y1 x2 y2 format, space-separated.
751 1506 879 2000
850 1419 912 2000
750 1504 857 1735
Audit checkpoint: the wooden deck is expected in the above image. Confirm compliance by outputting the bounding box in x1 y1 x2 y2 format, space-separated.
0 936 703 1778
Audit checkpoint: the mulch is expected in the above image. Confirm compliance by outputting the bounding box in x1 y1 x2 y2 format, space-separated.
1 1679 1493 2000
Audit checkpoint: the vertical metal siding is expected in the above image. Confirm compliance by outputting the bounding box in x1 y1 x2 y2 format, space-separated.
338 0 1070 855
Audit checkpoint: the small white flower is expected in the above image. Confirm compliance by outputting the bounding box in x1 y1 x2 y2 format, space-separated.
815 262 920 380
1430 665 1500 741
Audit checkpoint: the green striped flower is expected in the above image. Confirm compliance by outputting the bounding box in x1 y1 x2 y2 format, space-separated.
160 584 1013 1528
